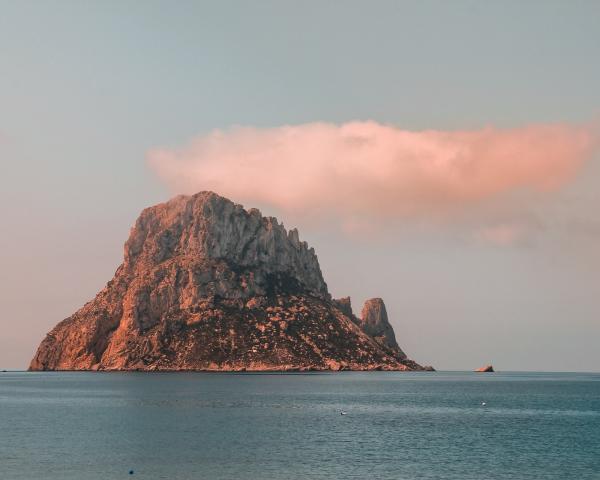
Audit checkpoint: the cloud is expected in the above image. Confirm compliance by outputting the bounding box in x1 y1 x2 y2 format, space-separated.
473 224 527 247
148 121 597 235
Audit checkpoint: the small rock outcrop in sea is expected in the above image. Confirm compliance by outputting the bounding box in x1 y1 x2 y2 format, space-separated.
29 192 430 372
475 365 494 372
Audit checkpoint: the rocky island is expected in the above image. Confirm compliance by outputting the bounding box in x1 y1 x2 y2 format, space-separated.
30 192 431 372
475 365 494 372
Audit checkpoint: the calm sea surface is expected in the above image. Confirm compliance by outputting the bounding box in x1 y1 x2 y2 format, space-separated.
1 371 599 479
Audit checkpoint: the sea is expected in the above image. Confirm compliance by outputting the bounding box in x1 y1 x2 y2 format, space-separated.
1 371 599 480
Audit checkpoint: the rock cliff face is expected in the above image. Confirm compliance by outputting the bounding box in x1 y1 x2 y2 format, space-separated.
30 192 429 371
360 298 401 352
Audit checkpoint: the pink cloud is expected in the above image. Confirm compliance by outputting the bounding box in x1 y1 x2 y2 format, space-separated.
473 224 526 246
148 121 597 230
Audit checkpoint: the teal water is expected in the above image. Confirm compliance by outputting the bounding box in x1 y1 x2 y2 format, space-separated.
1 372 599 479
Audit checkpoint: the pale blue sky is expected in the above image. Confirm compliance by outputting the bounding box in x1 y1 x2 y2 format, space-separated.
1 1 599 370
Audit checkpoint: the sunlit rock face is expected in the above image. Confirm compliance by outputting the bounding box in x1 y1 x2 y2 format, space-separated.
30 192 428 371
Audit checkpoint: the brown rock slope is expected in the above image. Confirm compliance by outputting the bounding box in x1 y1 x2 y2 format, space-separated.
30 192 429 371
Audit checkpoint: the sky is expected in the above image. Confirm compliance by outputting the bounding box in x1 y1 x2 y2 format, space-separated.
1 0 599 371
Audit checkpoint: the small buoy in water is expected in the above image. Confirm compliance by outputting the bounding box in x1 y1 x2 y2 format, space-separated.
340 411 347 415
129 470 134 475
481 402 486 406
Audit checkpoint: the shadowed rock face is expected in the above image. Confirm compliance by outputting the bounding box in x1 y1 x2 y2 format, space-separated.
29 192 428 371
332 297 354 319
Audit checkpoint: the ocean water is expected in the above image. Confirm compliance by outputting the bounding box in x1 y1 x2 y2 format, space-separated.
1 372 599 480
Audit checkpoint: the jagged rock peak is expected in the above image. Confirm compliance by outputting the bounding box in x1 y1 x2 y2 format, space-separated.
360 298 402 353
29 192 429 372
123 191 329 299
